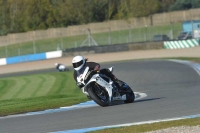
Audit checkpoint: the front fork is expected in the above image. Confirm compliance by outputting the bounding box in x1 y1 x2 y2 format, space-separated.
104 82 113 103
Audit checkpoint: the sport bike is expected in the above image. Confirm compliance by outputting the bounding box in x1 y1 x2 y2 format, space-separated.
77 66 135 107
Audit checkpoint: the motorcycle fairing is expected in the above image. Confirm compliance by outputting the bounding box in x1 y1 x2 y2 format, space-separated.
83 74 113 102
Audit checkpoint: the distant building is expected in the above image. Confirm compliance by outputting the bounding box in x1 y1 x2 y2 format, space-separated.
182 20 200 38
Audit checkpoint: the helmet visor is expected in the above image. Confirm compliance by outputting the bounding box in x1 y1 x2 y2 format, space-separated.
73 60 83 68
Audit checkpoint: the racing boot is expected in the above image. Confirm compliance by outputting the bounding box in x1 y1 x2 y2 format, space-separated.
87 95 92 100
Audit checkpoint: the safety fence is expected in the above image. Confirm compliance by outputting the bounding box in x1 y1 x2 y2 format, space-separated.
0 24 182 59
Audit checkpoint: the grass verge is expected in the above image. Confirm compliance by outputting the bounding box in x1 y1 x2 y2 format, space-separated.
0 95 87 116
0 71 88 116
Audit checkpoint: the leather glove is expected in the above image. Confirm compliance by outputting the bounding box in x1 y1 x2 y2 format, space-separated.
76 82 84 89
94 65 100 72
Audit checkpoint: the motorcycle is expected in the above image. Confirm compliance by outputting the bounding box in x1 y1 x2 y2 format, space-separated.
55 63 69 72
77 66 135 107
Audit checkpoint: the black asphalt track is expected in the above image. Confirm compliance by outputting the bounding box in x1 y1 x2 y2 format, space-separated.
0 60 200 133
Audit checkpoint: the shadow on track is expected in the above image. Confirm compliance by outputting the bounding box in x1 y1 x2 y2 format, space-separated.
108 98 163 107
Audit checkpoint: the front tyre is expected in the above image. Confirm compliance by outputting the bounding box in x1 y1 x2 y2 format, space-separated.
119 80 135 103
87 83 109 107
124 88 135 103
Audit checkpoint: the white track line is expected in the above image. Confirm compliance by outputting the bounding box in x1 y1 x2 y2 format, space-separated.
52 114 200 133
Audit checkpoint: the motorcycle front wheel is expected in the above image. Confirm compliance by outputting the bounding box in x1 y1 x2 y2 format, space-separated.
124 87 135 103
119 80 135 103
87 83 109 107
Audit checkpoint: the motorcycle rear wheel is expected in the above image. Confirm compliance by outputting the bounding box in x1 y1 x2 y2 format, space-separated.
88 83 109 107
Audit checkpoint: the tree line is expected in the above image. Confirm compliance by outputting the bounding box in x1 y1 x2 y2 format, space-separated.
0 0 200 36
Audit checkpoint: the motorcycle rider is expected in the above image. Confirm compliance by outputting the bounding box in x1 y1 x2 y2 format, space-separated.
72 55 122 94
55 63 67 72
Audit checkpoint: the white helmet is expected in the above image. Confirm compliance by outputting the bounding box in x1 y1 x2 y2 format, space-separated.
55 63 58 66
72 55 85 71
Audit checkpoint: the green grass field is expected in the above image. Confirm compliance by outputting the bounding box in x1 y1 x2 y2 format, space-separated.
0 71 88 116
0 23 182 58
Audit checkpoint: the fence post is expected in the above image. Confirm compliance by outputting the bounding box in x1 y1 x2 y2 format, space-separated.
108 27 112 45
128 25 132 43
118 30 121 43
33 32 36 54
5 45 8 57
191 20 194 38
5 37 8 57
170 22 174 40
60 32 63 49
139 28 141 42
145 25 148 42
149 25 152 41
18 48 20 56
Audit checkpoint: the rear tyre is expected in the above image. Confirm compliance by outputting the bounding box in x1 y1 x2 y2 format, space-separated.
87 83 109 107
